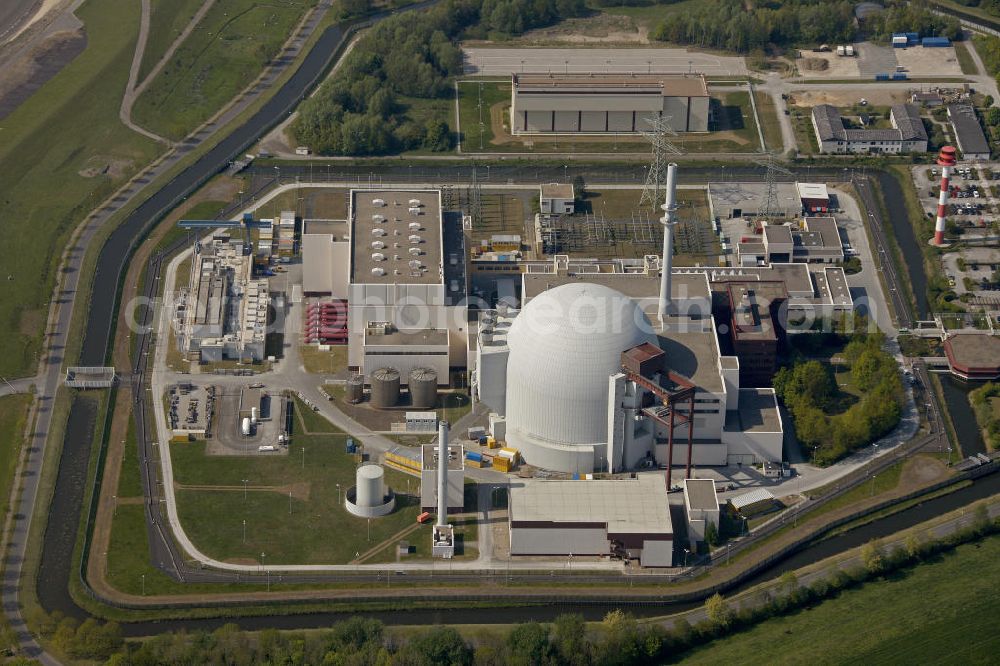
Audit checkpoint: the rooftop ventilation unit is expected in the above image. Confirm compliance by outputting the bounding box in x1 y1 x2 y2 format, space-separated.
408 207 421 215
408 247 421 256
372 198 386 207
371 240 385 249
408 260 422 270
372 214 387 223
408 199 421 207
408 222 421 231
371 252 386 262
371 267 385 276
372 228 386 237
408 235 422 244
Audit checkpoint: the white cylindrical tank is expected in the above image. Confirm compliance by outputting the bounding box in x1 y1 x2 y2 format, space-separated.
355 464 385 507
241 417 251 436
251 407 259 424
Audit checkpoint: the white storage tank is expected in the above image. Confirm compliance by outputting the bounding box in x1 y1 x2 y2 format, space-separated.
241 417 251 436
356 464 385 508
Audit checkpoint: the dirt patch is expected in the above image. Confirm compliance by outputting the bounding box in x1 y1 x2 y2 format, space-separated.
789 89 909 108
794 50 859 78
78 155 135 179
800 57 829 72
0 28 85 120
18 307 44 337
897 454 951 492
518 14 648 45
284 481 311 502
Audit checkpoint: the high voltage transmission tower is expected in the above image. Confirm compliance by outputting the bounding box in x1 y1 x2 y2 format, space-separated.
639 116 682 213
468 163 482 227
754 151 793 221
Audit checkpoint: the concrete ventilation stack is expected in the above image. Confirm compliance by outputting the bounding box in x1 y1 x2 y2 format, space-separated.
933 146 958 245
408 367 438 409
370 367 400 408
436 421 448 526
658 162 680 323
346 374 365 404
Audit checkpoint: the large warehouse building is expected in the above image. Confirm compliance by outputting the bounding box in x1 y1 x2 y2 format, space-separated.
510 73 709 135
508 475 674 566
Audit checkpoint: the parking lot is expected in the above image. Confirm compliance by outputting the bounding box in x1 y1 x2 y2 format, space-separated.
462 47 748 77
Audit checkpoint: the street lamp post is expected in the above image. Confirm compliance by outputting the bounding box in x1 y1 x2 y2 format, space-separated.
141 573 145 596
683 548 690 567
336 483 341 505
242 519 246 544
243 479 249 501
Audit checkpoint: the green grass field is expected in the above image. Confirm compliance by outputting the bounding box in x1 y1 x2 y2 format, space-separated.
138 0 206 82
170 433 425 564
116 416 143 498
598 0 703 30
0 0 160 378
0 394 33 524
132 0 315 140
954 40 980 76
681 534 1000 664
754 91 784 153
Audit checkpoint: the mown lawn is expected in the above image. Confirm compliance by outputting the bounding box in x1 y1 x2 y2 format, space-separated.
171 434 424 564
132 0 316 140
680 534 1000 665
0 0 160 378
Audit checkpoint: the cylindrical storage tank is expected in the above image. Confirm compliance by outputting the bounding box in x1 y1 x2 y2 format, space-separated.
370 367 400 409
355 464 385 507
347 374 364 404
241 417 251 436
408 367 437 409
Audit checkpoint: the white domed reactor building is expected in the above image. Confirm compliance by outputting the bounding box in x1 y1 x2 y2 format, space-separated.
503 283 656 472
473 271 785 476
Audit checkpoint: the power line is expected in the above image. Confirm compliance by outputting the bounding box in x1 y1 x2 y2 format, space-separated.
639 116 682 213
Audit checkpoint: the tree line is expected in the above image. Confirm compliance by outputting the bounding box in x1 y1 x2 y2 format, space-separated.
650 0 858 53
292 0 586 156
774 330 903 465
17 507 996 665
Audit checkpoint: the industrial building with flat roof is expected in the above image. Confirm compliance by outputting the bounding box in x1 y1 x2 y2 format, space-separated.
508 475 674 566
300 190 468 381
178 237 268 363
683 478 720 545
812 103 927 154
510 73 709 135
739 218 844 266
947 104 990 161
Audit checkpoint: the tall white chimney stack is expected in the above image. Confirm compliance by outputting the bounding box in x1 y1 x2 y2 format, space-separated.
658 162 679 323
436 421 449 527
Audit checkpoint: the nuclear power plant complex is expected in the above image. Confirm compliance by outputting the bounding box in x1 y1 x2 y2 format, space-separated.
145 151 900 573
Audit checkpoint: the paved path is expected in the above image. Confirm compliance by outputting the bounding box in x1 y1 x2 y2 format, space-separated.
118 0 171 145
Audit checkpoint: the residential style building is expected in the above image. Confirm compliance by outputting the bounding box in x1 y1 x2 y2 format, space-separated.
947 104 991 161
811 103 927 153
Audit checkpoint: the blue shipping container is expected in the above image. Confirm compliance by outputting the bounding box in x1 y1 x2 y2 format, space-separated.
892 73 908 80
905 32 919 43
466 451 483 462
922 37 951 47
875 73 890 81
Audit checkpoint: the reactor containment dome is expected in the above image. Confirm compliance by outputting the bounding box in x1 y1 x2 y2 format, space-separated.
504 282 656 472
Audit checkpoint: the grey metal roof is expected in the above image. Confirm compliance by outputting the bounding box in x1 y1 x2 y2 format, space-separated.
891 104 927 141
812 104 845 141
948 104 991 156
843 128 903 142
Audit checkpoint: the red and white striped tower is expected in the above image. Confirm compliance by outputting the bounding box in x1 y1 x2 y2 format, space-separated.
933 146 958 246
